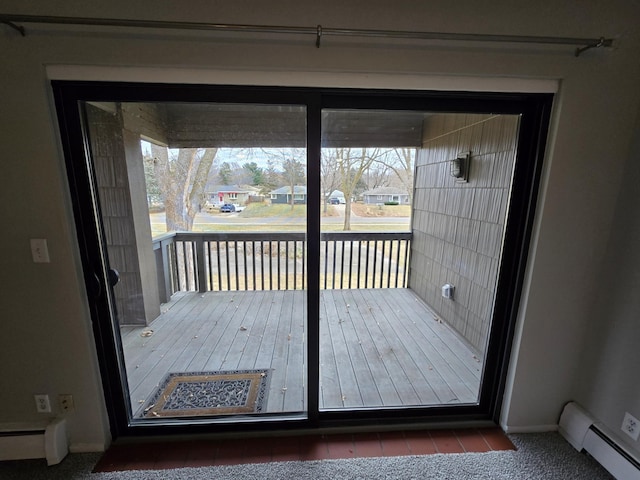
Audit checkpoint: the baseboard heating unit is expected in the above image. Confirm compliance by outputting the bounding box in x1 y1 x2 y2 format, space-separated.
0 418 68 465
559 402 640 480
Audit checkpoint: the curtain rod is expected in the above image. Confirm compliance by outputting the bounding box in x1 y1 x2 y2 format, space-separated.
1 13 613 57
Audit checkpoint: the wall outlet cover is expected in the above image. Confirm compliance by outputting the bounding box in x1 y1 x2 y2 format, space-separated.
621 412 640 441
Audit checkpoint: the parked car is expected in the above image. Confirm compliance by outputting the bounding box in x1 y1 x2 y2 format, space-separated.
219 203 236 213
232 203 245 212
329 197 340 205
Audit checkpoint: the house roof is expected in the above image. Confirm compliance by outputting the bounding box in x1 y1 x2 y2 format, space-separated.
208 184 260 194
362 186 408 196
270 185 307 195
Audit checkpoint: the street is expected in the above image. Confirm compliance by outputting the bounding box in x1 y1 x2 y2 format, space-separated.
150 205 411 232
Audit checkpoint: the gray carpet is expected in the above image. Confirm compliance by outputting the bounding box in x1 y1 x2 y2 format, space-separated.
0 433 614 479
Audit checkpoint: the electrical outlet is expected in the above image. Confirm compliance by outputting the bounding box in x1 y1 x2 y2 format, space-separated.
34 394 51 413
621 412 640 441
59 394 74 413
30 239 50 263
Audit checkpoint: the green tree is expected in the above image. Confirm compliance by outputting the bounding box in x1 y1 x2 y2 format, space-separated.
261 159 281 195
243 161 264 186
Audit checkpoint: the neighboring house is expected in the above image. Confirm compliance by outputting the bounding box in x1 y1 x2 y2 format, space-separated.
206 185 260 206
270 185 308 204
361 187 410 204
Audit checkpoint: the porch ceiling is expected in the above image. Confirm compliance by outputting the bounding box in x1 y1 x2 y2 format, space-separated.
130 102 428 148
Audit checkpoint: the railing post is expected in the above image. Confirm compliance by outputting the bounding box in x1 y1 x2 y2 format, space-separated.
161 239 173 301
153 233 177 303
195 236 207 293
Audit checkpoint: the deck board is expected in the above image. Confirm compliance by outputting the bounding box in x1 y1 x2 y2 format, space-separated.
122 289 482 415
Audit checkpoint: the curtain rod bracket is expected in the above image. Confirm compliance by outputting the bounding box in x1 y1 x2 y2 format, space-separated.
2 20 26 36
575 37 610 57
316 24 322 48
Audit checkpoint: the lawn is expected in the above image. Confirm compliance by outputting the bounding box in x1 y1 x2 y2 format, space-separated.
351 203 411 217
240 203 307 218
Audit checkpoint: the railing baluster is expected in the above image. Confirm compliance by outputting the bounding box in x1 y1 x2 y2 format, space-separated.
172 242 180 292
161 240 173 299
196 237 206 293
293 240 297 290
380 240 386 289
403 239 410 288
364 241 370 288
285 241 289 290
331 240 337 290
356 240 362 288
372 240 379 290
269 241 273 290
261 240 265 291
395 239 401 288
180 241 187 290
386 240 393 288
277 241 281 291
348 240 354 289
234 240 239 291
243 241 248 291
251 241 256 291
302 239 306 290
323 239 328 289
339 240 345 289
207 241 213 291
224 240 231 291
192 241 198 291
215 241 222 292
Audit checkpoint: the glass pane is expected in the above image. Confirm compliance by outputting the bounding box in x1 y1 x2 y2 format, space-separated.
84 101 307 421
319 109 519 410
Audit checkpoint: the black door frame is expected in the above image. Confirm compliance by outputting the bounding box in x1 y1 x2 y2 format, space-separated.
53 81 552 438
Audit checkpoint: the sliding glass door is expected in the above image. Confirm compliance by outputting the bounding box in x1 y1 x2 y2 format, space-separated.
54 82 550 436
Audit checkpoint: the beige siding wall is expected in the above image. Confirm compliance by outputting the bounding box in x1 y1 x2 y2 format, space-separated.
410 114 519 352
87 104 161 326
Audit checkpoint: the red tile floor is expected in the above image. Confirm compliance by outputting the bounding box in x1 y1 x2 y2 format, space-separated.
93 428 515 472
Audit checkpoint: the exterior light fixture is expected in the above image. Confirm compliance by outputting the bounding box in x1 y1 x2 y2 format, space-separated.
450 151 470 183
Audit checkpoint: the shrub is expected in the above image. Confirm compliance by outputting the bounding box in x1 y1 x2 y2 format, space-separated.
384 201 399 206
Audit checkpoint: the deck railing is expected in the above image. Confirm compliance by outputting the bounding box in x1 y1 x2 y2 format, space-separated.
153 231 411 300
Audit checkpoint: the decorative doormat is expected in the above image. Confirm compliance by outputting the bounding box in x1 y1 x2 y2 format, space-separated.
139 369 271 418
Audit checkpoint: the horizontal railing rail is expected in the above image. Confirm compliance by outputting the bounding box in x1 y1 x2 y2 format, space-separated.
153 231 411 296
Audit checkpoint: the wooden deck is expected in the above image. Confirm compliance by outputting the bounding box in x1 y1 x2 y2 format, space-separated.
121 289 482 416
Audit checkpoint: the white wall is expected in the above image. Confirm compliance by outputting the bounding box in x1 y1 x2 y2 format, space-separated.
1 0 639 450
572 103 640 455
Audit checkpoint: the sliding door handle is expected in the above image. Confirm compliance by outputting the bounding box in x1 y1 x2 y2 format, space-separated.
108 268 120 287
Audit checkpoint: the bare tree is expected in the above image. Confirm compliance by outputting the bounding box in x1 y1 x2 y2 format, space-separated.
336 147 386 230
320 149 342 213
375 148 416 202
365 161 393 190
151 144 217 231
282 157 306 209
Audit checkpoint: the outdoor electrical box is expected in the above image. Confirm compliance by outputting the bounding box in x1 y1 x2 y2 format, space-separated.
442 284 455 300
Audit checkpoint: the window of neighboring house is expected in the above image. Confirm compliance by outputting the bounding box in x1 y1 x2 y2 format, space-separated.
270 194 277 200
294 194 305 201
377 195 383 200
228 193 238 200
